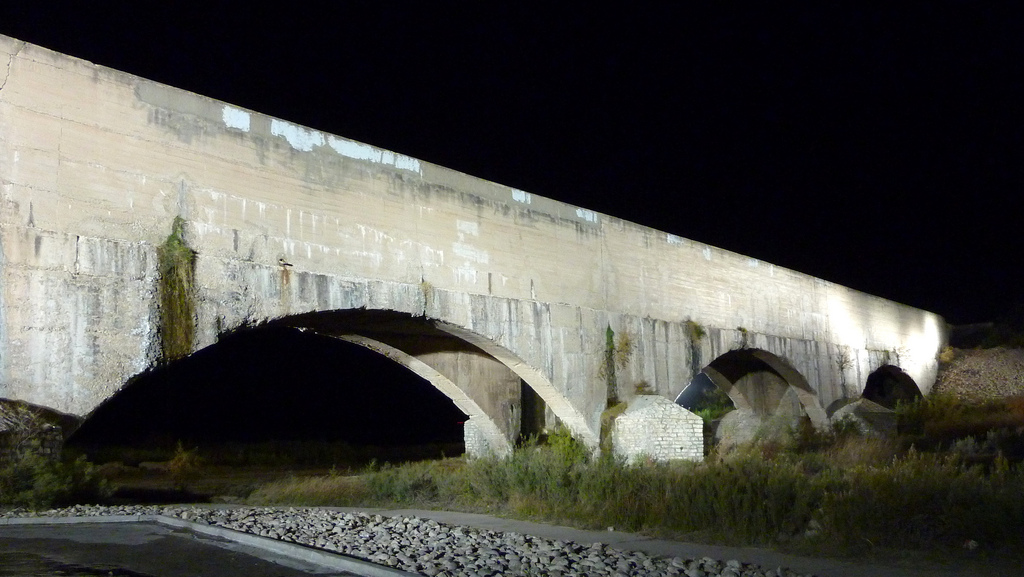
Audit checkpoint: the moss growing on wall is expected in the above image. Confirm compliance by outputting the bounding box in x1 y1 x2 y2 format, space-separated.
599 400 628 453
604 325 618 406
601 327 637 407
157 216 197 362
685 320 706 343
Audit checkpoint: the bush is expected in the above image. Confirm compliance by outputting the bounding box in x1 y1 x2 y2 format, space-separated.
897 394 1024 456
0 451 110 509
247 408 1024 555
692 387 735 422
819 451 1024 551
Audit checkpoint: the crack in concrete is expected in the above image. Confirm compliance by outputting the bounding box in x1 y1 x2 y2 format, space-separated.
0 54 11 92
0 44 24 93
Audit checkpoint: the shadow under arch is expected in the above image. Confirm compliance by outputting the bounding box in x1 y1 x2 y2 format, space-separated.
278 308 598 450
679 348 827 428
862 365 922 410
336 334 512 456
67 322 469 450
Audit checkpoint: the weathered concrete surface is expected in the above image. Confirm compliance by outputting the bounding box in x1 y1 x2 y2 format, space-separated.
0 35 947 454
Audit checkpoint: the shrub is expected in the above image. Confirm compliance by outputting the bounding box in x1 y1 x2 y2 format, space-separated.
0 451 110 509
247 404 1024 555
897 394 1024 454
692 386 735 422
168 441 201 491
819 451 1024 551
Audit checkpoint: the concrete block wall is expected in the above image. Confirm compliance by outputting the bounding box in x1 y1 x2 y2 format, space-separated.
612 395 704 462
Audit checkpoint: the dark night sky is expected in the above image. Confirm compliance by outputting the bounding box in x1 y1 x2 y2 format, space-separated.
2 4 1022 325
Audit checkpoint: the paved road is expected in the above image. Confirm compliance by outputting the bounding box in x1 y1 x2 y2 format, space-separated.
0 521 361 577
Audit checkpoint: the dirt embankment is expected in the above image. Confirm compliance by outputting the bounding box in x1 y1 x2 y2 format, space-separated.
932 347 1024 400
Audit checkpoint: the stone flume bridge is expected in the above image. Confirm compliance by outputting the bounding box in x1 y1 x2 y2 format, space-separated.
0 36 946 459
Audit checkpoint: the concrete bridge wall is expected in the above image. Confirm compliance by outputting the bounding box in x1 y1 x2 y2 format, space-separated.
0 36 946 453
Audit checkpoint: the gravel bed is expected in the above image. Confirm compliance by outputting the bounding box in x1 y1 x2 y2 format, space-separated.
2 505 815 577
933 347 1024 400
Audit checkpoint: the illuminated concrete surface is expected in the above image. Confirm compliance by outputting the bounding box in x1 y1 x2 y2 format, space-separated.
0 35 946 454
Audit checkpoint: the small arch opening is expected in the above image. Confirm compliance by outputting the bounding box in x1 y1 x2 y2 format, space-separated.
677 348 823 448
674 371 735 421
862 365 922 410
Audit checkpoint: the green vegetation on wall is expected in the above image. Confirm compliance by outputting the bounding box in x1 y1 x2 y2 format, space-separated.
685 320 706 343
158 216 197 362
686 320 705 378
603 325 618 406
600 327 636 407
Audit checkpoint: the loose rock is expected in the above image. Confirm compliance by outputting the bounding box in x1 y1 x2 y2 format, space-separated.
1 505 817 577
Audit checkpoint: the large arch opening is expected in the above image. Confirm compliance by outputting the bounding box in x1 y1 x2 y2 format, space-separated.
68 324 467 452
67 308 574 499
67 321 472 501
862 365 922 409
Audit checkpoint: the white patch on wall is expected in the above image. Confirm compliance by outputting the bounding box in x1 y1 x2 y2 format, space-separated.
455 266 478 284
222 106 251 132
327 136 421 174
393 154 421 173
271 119 324 151
353 250 384 267
748 258 759 267
356 224 395 244
457 220 479 237
666 234 685 245
453 242 489 264
330 137 377 161
702 246 712 261
511 189 531 204
193 222 224 236
422 246 444 266
575 208 598 223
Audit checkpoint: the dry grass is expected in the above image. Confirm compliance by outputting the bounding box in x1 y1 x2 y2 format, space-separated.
250 473 367 506
245 425 1024 556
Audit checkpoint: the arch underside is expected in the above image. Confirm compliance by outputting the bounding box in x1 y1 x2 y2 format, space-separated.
862 365 922 410
276 309 598 451
698 348 828 428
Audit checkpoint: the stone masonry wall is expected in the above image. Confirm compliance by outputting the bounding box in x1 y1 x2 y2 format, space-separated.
462 416 512 458
612 395 704 462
